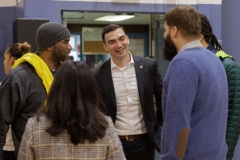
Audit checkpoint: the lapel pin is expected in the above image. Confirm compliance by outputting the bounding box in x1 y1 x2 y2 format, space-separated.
140 65 143 69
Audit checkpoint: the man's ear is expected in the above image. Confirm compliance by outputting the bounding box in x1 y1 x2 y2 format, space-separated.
199 34 204 41
171 26 178 38
47 45 53 51
103 43 108 52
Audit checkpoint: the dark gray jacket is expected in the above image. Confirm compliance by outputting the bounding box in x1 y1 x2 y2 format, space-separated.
0 62 46 159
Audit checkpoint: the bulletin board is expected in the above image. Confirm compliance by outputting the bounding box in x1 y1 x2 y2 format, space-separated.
128 33 148 57
82 27 107 54
128 37 144 57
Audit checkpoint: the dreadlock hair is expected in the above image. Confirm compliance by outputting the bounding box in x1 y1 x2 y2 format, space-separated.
200 14 222 52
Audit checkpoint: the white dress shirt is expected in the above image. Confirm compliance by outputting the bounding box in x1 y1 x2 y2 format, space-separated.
111 53 147 135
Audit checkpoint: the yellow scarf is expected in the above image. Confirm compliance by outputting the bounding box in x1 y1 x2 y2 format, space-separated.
12 53 54 94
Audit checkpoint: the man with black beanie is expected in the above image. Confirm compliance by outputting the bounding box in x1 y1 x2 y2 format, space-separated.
0 22 72 160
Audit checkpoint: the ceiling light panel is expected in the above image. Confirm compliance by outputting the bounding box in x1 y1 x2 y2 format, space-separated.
94 15 135 22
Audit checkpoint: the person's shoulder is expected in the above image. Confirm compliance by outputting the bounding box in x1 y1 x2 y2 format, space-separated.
11 63 36 80
92 59 110 73
26 115 50 133
170 50 200 69
28 114 49 126
133 55 155 61
176 47 212 62
222 57 240 70
132 55 156 67
11 62 34 75
105 116 113 124
27 116 39 126
91 64 101 73
0 64 28 86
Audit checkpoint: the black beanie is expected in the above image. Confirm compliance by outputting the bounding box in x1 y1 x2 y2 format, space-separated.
36 22 70 51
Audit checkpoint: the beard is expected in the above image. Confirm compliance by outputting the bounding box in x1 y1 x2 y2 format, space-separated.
52 47 68 62
161 33 177 61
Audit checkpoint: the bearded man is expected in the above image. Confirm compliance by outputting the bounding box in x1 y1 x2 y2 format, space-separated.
161 5 228 160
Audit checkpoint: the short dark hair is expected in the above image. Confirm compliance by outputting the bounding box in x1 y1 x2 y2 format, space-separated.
6 42 31 59
101 24 126 43
200 14 222 52
164 5 201 37
38 60 108 144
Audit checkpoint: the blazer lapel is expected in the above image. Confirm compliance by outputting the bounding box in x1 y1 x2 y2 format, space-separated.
100 60 116 107
133 55 144 106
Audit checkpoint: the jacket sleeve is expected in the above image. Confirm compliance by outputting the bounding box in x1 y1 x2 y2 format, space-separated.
222 59 240 159
0 76 20 159
153 61 164 125
106 117 126 160
17 118 34 160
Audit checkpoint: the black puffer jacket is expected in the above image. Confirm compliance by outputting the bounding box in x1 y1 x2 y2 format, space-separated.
217 51 240 160
0 63 47 159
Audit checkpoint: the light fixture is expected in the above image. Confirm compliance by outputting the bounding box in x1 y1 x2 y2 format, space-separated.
62 11 87 20
94 15 135 22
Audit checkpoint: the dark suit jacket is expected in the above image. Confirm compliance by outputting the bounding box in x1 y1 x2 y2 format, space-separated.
92 55 163 152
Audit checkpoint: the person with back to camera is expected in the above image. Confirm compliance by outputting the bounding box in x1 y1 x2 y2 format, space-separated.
2 42 31 160
161 5 228 160
18 60 126 160
92 24 163 160
0 22 72 160
200 13 240 160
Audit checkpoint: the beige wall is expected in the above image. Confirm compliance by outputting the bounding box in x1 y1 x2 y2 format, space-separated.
52 0 222 5
0 0 19 7
1 0 222 7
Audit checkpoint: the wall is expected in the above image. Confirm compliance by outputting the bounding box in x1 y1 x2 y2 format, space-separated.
222 1 240 159
0 0 24 80
222 0 240 64
0 7 15 79
198 4 222 41
0 0 222 81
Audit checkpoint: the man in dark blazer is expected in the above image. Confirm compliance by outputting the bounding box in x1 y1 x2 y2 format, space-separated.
92 24 163 160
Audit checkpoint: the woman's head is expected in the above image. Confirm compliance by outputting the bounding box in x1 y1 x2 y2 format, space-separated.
47 60 101 109
200 14 222 51
42 60 107 144
3 42 31 75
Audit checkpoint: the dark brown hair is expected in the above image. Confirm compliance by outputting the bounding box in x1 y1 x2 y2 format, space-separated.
200 14 222 52
6 42 31 58
164 5 201 37
101 24 126 43
38 60 108 144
